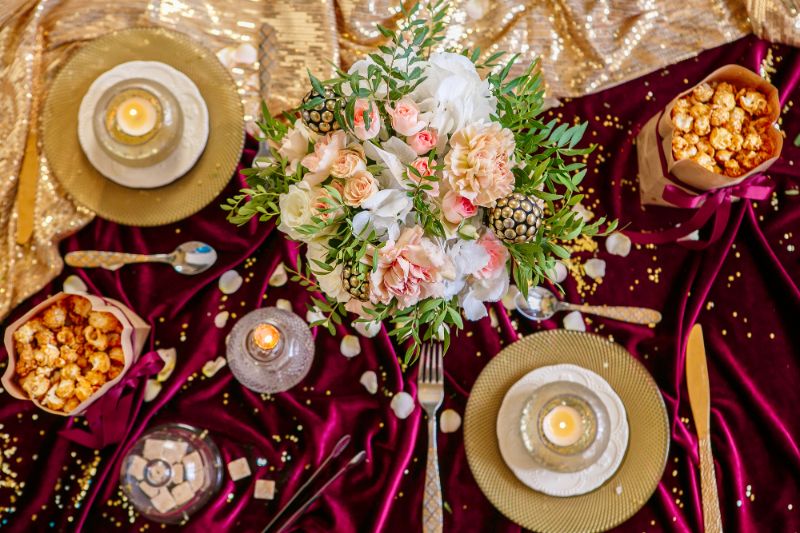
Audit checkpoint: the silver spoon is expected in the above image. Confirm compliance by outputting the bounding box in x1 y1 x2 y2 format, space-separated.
64 241 218 275
515 286 662 325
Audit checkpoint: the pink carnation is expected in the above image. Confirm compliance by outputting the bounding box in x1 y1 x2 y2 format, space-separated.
370 226 454 309
474 231 509 280
441 190 477 224
301 130 347 185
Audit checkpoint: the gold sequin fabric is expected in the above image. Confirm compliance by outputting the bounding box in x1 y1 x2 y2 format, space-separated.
1 0 798 321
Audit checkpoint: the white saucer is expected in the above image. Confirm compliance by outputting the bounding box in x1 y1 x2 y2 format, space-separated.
77 61 209 189
496 363 629 497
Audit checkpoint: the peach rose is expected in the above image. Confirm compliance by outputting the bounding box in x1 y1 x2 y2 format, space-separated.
408 128 438 155
370 226 454 309
441 190 477 224
330 148 366 179
387 98 425 136
406 158 439 198
474 231 509 280
342 170 379 207
301 130 348 185
444 121 515 206
353 99 381 140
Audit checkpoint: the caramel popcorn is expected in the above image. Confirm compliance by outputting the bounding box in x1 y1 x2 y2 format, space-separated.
670 80 773 177
12 296 125 414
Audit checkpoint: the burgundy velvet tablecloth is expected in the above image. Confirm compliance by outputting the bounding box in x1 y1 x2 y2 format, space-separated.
2 36 799 533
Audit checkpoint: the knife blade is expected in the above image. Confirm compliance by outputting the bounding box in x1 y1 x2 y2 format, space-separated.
686 323 711 438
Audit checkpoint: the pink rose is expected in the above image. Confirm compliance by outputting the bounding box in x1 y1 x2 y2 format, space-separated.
387 98 425 136
370 226 454 309
353 99 381 140
301 130 348 185
441 190 477 224
406 158 439 198
408 128 438 155
474 231 509 280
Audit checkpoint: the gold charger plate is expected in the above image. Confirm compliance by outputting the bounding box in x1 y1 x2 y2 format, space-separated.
464 330 669 533
42 27 244 226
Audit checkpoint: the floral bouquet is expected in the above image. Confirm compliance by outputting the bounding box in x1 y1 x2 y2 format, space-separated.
224 1 615 364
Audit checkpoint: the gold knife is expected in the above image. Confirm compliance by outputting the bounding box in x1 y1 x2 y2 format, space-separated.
686 324 723 533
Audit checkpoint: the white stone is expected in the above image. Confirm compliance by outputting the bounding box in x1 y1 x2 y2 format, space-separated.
584 258 606 281
306 307 325 324
63 275 88 294
360 371 378 394
440 409 462 433
254 479 276 500
563 311 586 331
214 311 230 329
127 454 147 480
156 348 177 382
340 335 361 358
227 457 252 481
276 299 292 312
202 357 227 378
143 379 161 402
501 285 520 311
353 320 381 338
268 263 288 287
233 43 257 64
547 261 569 283
138 480 160 498
390 391 415 419
219 270 243 295
605 232 632 257
170 481 195 506
150 488 177 514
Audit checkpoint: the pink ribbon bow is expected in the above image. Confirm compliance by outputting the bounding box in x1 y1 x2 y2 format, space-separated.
60 351 164 449
626 111 774 249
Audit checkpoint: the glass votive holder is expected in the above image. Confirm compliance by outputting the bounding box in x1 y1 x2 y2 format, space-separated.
226 307 315 393
93 78 183 168
519 380 610 473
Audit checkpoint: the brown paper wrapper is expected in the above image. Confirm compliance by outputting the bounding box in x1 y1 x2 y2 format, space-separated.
636 65 783 207
1 292 151 416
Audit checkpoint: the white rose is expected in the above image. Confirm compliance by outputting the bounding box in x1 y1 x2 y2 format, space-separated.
277 182 315 241
411 52 496 136
306 241 351 303
278 121 316 174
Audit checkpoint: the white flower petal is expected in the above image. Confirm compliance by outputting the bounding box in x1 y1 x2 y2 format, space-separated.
306 307 325 324
502 285 520 311
563 310 586 331
489 307 499 328
219 270 243 294
390 391 415 419
144 379 162 402
572 203 594 222
678 230 700 242
276 299 292 312
354 320 381 338
360 370 378 394
547 261 568 283
232 43 257 64
584 258 606 281
216 46 236 69
156 348 177 382
63 275 88 294
440 409 462 433
268 263 288 287
605 232 632 257
202 356 227 378
340 335 361 358
214 311 230 329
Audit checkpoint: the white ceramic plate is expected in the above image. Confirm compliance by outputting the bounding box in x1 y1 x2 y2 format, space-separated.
496 363 629 497
77 60 209 189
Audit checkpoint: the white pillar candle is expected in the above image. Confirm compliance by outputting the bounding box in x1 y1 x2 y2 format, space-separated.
542 405 584 447
116 96 158 137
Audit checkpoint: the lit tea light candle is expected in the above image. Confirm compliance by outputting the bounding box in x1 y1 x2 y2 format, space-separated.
116 96 158 137
252 323 281 350
542 405 584 447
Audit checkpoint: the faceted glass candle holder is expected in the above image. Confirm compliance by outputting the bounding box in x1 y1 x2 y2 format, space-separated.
519 381 611 473
226 307 315 393
119 423 223 524
93 78 183 168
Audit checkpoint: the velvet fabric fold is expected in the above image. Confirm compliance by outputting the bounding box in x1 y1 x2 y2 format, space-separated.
0 36 798 532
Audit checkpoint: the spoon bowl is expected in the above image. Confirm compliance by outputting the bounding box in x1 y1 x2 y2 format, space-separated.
169 241 217 275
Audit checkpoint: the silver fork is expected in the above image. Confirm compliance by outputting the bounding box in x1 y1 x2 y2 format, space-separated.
417 343 444 533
